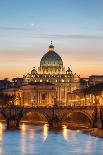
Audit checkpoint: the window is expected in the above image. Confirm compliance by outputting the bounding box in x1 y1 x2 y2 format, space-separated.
42 94 46 100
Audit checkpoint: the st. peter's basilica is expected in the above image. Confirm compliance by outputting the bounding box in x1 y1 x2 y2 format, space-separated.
17 41 80 106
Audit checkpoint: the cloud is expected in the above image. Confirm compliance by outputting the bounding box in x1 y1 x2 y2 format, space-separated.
29 33 103 39
0 25 103 39
0 26 29 31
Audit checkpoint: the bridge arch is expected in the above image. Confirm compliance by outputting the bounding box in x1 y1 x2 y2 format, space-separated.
62 111 93 127
20 109 49 124
0 112 6 122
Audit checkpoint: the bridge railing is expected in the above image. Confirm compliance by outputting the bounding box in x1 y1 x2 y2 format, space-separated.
0 103 102 109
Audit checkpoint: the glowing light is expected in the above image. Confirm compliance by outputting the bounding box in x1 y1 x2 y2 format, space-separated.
63 125 67 129
81 98 85 101
43 124 48 142
21 123 26 133
62 79 64 82
62 125 69 141
76 130 80 133
0 123 3 141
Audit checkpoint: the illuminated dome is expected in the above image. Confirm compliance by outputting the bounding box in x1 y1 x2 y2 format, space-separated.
38 41 65 74
40 41 63 67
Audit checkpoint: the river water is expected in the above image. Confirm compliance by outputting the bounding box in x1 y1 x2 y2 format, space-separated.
0 123 103 155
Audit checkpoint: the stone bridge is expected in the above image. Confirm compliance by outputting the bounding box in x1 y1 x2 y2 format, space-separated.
0 105 103 129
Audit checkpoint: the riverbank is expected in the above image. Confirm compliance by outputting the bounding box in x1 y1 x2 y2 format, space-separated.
66 123 103 138
82 128 103 138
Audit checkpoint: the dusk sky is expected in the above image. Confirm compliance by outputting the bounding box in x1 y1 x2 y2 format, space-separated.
0 0 103 79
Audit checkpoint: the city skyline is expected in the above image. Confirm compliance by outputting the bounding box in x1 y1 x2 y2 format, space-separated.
0 0 103 79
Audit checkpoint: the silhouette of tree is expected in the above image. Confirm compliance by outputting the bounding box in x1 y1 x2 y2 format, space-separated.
0 93 16 106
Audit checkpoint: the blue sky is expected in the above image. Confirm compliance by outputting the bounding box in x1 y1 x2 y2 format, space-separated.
0 0 103 79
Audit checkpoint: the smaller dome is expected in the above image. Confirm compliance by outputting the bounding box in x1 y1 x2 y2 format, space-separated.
66 67 72 75
31 67 37 75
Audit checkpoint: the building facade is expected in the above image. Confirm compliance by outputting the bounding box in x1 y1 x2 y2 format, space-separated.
21 42 80 106
89 75 103 86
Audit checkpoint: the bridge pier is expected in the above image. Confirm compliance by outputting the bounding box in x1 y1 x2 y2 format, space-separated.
49 115 62 129
93 106 102 129
6 119 20 129
49 120 62 128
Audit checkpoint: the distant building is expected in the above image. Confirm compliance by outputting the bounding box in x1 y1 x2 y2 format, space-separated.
89 75 103 85
12 78 23 87
0 78 11 89
80 78 89 89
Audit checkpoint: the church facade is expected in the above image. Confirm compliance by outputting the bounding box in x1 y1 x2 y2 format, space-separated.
19 41 80 106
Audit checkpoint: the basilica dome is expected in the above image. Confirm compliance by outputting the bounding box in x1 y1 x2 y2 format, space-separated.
38 41 65 74
40 41 63 67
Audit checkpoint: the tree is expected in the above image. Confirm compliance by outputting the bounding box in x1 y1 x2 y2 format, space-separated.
0 93 16 106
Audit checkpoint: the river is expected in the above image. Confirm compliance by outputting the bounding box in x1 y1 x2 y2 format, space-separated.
0 123 103 155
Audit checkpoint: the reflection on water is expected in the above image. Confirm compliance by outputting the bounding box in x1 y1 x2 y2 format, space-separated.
0 123 103 155
0 122 3 130
21 123 26 133
0 122 4 141
62 125 69 141
42 124 48 142
0 122 4 155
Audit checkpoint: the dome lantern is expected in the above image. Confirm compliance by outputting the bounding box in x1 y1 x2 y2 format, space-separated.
49 40 54 51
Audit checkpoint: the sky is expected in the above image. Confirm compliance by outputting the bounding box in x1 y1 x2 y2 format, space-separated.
0 0 103 79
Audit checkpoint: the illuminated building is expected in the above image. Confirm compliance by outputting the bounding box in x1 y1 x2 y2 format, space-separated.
21 41 80 106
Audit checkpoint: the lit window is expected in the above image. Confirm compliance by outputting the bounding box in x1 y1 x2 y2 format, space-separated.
35 80 36 82
62 79 64 82
68 80 69 82
40 79 42 82
47 80 48 82
56 80 57 82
